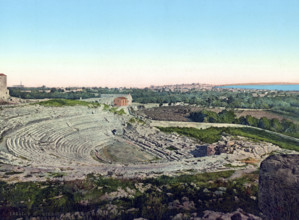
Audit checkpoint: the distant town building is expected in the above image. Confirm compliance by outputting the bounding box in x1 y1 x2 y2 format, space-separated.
0 73 10 101
148 83 213 92
114 97 129 106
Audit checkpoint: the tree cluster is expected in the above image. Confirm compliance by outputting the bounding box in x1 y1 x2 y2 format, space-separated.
190 110 297 135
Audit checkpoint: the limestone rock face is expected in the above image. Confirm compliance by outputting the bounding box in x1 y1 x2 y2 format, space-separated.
259 154 299 220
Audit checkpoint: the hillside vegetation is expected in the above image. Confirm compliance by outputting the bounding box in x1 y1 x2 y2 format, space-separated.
189 109 298 138
157 126 299 152
9 87 299 118
0 170 261 219
37 99 100 107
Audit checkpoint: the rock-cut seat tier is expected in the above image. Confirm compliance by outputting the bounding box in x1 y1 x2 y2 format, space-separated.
4 107 123 167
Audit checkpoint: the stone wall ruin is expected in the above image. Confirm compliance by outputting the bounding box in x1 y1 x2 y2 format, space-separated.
0 73 10 102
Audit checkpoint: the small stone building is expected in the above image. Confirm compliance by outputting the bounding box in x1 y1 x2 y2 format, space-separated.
114 97 129 106
97 94 132 105
0 73 9 101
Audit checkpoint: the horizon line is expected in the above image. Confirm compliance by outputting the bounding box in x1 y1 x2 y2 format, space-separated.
7 81 299 89
215 82 299 87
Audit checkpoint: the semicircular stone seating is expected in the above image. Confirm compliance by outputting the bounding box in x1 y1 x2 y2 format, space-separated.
3 106 123 167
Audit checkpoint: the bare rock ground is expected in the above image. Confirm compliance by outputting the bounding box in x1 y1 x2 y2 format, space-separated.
259 154 299 219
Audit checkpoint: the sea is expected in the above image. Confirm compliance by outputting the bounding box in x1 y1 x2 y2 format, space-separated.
218 84 299 91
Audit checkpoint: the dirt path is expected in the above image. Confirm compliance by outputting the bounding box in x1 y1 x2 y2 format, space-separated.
229 167 258 180
150 120 246 129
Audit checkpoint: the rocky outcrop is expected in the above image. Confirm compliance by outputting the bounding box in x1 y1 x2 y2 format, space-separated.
259 154 299 220
171 208 261 220
200 208 261 220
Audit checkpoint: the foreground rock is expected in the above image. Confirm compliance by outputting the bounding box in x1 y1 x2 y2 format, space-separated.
259 154 299 220
173 208 262 220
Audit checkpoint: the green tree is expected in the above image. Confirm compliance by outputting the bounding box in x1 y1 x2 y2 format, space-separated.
190 110 219 122
50 88 57 93
270 118 283 132
219 110 236 123
281 119 297 133
246 115 259 127
239 116 248 125
258 117 271 130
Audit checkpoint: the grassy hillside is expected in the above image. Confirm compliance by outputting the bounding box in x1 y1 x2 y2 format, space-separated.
157 126 299 152
36 99 100 107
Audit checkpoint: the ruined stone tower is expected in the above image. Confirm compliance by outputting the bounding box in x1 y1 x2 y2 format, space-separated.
0 73 10 101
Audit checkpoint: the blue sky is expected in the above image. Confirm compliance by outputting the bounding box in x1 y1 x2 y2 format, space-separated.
0 0 298 87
